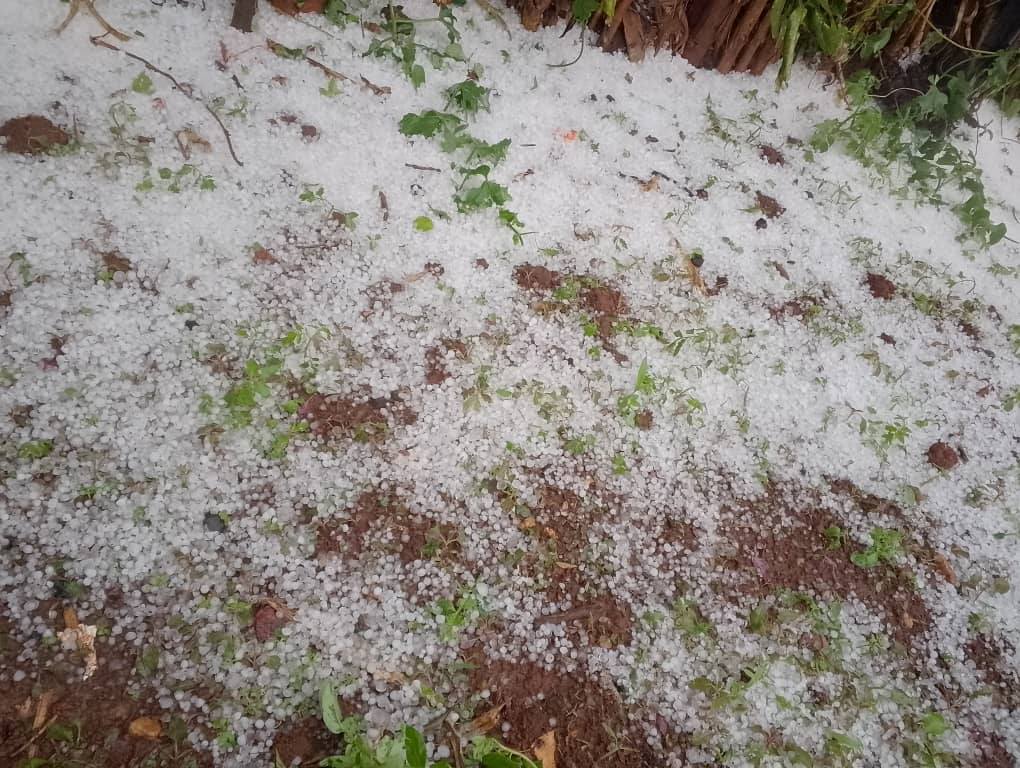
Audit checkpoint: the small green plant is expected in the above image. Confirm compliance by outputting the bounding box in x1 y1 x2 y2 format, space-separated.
319 680 540 767
432 590 482 642
18 440 53 460
211 718 238 751
323 0 358 27
824 525 845 550
413 215 434 232
811 71 1006 247
824 730 862 761
1008 325 1020 356
398 107 520 242
136 164 215 194
299 186 326 203
366 4 464 89
851 528 903 568
320 78 342 98
689 662 769 712
1002 388 1020 412
131 71 155 95
770 0 909 88
858 414 911 460
445 80 490 116
673 598 713 637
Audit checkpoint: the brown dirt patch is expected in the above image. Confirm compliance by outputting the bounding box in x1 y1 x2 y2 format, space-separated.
269 0 326 14
315 491 459 565
1 115 69 155
534 596 634 648
759 145 785 165
0 612 211 768
513 264 562 292
272 716 340 767
866 272 897 300
253 601 292 642
969 730 1016 768
468 657 659 768
513 263 631 358
634 409 654 430
362 279 405 317
102 250 133 274
828 478 906 522
580 285 627 316
965 634 1020 708
424 338 469 385
299 391 416 441
717 497 930 648
769 295 821 321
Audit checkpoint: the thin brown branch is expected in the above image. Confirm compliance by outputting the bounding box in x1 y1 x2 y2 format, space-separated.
58 0 130 41
267 38 353 81
4 715 59 760
89 37 243 166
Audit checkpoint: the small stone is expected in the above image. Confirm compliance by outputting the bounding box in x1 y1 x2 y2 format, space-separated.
203 513 226 532
755 218 767 230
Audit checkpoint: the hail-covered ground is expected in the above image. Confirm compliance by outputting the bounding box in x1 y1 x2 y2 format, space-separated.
2 2 1020 767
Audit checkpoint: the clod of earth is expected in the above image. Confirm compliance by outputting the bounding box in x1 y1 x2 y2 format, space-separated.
755 191 785 218
0 115 69 155
866 272 897 300
253 602 293 642
927 441 960 470
468 656 656 768
759 144 785 165
298 392 416 439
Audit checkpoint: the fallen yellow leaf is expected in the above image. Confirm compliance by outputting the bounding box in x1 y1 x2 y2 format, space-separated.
129 716 162 740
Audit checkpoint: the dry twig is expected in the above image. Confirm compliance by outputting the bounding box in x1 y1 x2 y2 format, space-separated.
89 36 243 166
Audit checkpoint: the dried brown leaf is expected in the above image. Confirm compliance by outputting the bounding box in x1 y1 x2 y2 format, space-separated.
465 704 504 736
533 730 556 768
684 257 707 296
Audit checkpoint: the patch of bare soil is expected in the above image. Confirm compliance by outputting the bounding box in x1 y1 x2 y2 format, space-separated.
0 611 211 768
865 272 897 300
769 294 821 322
299 391 416 441
468 656 660 768
717 495 930 648
969 730 1016 768
521 484 605 603
272 716 341 767
513 263 630 358
927 441 961 470
315 491 459 566
424 338 469 385
965 633 1020 709
513 264 561 292
534 596 634 648
0 115 69 155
